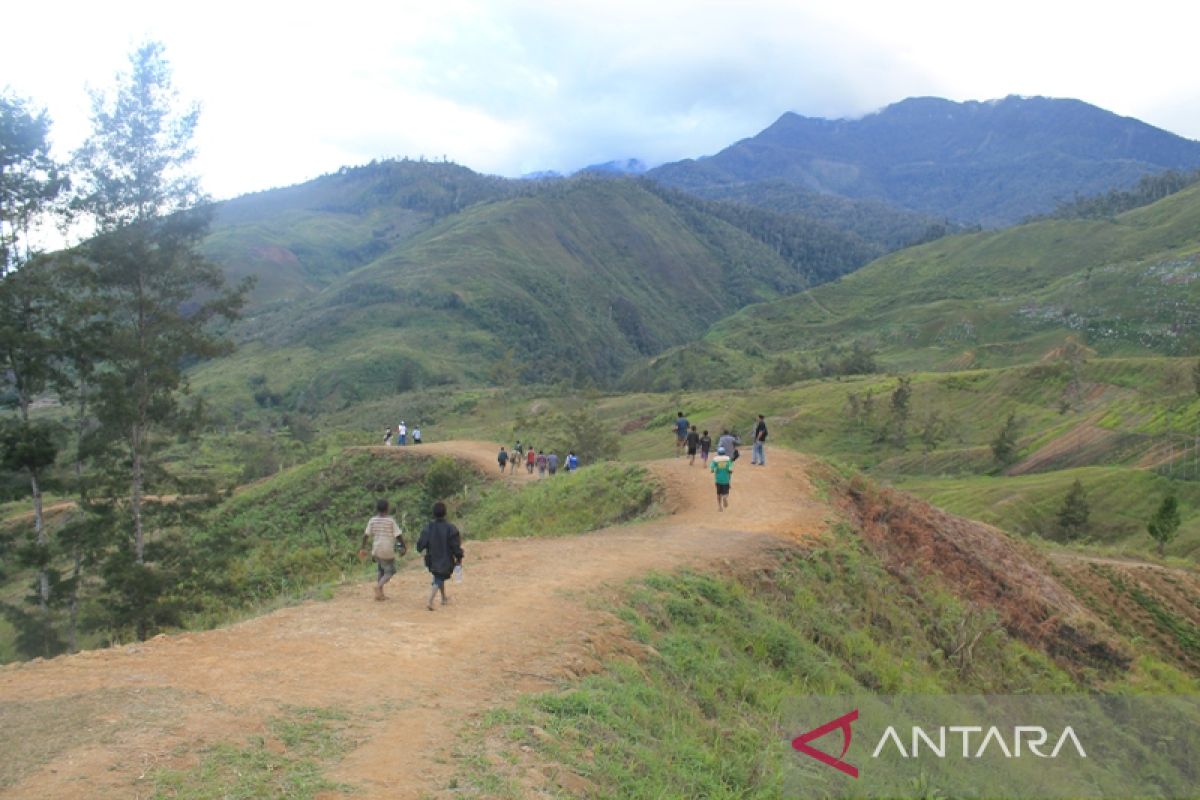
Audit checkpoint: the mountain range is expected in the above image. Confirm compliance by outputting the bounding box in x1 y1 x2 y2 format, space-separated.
649 95 1200 226
188 95 1200 410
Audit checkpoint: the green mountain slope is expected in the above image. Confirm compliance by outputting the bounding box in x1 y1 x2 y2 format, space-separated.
631 181 1200 388
193 177 870 410
203 160 518 307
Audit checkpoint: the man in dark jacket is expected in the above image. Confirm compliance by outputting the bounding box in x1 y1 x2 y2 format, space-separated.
417 501 464 611
751 414 768 466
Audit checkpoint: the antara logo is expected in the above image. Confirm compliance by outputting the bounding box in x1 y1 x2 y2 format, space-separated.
792 709 1087 779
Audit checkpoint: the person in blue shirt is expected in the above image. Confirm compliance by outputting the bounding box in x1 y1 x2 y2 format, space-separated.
673 411 689 457
566 451 579 472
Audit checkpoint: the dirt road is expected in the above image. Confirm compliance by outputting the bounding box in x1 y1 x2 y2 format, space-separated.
0 442 829 799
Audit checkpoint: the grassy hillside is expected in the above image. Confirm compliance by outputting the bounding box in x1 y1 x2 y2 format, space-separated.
627 181 1200 391
205 160 519 308
192 177 869 411
459 469 1197 798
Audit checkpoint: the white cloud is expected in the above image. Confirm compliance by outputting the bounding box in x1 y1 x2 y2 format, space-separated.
3 0 1198 200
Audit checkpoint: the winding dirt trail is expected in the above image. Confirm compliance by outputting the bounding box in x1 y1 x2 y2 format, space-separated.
0 442 830 799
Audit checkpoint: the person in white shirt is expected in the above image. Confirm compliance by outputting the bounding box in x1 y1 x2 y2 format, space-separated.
358 499 406 601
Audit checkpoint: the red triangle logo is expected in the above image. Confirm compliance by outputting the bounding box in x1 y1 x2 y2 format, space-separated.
791 709 859 778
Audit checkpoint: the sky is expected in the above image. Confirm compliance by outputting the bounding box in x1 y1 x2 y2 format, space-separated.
5 0 1200 202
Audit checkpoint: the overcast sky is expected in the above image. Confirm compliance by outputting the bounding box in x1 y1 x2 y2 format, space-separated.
5 0 1200 201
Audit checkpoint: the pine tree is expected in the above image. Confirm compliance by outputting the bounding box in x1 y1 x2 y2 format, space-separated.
1147 494 1181 557
0 93 68 656
71 42 249 639
1056 479 1090 540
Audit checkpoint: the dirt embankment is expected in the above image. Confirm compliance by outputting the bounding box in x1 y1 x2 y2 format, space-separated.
840 476 1132 674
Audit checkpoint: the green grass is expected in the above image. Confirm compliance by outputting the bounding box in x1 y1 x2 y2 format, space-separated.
148 706 356 799
171 449 471 618
459 463 659 540
458 531 1194 798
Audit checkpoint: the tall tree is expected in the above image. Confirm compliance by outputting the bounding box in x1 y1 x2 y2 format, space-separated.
0 94 67 655
71 42 248 638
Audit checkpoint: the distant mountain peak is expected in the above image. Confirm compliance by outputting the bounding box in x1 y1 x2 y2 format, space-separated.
650 96 1200 226
577 158 649 176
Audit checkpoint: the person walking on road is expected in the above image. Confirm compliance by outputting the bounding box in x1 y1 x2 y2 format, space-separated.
673 412 690 457
497 446 509 472
752 414 769 466
686 425 700 466
566 451 579 472
397 421 407 446
412 426 422 444
536 450 548 478
526 447 536 474
358 499 406 601
417 501 464 611
699 430 712 466
547 451 559 476
717 429 740 462
709 446 734 511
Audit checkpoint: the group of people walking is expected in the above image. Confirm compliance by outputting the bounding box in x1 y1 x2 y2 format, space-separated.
360 413 770 604
359 499 463 610
497 441 579 476
383 420 422 446
673 411 769 511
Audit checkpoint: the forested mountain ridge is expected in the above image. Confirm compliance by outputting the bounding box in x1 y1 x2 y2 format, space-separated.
203 160 521 307
648 95 1200 227
192 174 878 409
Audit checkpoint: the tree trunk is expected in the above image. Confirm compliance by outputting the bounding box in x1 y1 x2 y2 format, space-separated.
68 546 82 653
69 384 88 654
131 425 145 564
19 393 52 654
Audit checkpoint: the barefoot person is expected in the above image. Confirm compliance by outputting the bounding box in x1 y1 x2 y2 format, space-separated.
417 501 464 611
709 446 734 512
358 499 406 601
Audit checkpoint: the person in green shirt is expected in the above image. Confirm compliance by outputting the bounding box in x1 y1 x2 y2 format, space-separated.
709 446 733 511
